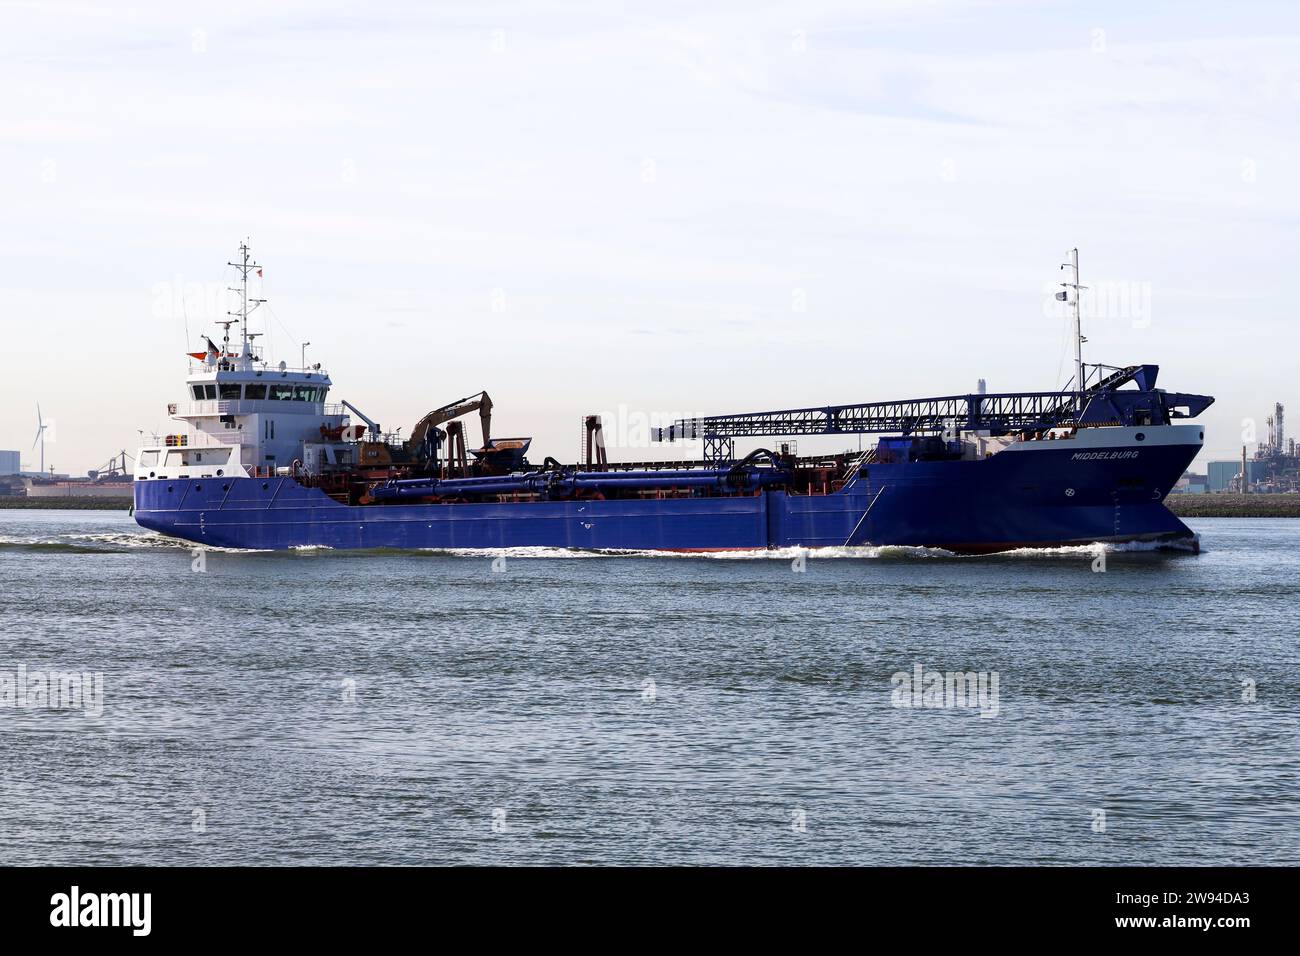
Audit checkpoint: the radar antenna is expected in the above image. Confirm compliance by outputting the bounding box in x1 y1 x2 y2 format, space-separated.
215 319 238 365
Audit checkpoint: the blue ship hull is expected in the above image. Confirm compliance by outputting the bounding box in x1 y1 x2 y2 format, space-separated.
134 437 1200 552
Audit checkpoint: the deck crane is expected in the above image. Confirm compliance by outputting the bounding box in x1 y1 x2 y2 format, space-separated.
406 391 493 475
340 400 381 440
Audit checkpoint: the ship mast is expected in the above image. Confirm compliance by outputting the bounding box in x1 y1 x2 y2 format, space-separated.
227 240 266 361
1060 248 1088 411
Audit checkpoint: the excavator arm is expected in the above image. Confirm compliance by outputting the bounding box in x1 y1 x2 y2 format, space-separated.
408 391 493 453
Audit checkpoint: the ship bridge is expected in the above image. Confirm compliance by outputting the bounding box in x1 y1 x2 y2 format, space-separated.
135 242 350 481
162 360 347 476
182 366 333 407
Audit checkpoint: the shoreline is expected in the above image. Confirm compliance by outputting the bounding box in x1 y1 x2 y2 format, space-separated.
1166 494 1300 518
0 497 133 510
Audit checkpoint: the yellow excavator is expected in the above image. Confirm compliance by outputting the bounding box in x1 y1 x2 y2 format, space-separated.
407 391 494 476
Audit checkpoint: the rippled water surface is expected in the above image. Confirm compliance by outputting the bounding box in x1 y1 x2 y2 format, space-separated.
1 509 1297 865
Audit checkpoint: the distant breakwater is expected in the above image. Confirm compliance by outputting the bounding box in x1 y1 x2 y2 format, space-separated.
1166 493 1300 518
0 496 132 510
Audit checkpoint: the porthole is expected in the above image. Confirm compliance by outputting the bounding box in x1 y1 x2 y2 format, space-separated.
1134 432 1146 442
167 485 174 493
216 469 224 477
262 482 269 490
149 471 156 478
194 484 202 492
222 484 230 492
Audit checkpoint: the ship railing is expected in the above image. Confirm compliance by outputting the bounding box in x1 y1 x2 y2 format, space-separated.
651 391 1095 440
172 400 347 418
186 353 328 376
140 431 252 450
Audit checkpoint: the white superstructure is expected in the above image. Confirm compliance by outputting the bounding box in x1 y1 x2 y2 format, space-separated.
133 243 358 482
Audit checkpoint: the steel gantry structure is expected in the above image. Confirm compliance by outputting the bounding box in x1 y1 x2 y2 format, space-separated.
651 365 1214 443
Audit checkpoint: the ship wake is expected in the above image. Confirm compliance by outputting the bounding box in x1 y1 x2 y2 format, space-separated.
61 531 269 553
414 537 1200 560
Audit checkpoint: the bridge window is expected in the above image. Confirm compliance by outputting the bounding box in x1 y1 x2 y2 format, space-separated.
293 385 313 402
219 383 242 399
270 383 295 401
245 383 266 400
203 384 216 400
191 385 204 400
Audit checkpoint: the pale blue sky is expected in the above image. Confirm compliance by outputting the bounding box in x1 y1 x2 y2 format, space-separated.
2 0 1297 471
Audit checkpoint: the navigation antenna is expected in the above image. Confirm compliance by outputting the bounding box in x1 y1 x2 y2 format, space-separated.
215 319 238 361
1059 248 1088 410
227 240 266 359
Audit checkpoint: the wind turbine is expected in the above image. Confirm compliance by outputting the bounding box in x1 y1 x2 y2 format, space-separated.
32 405 48 475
